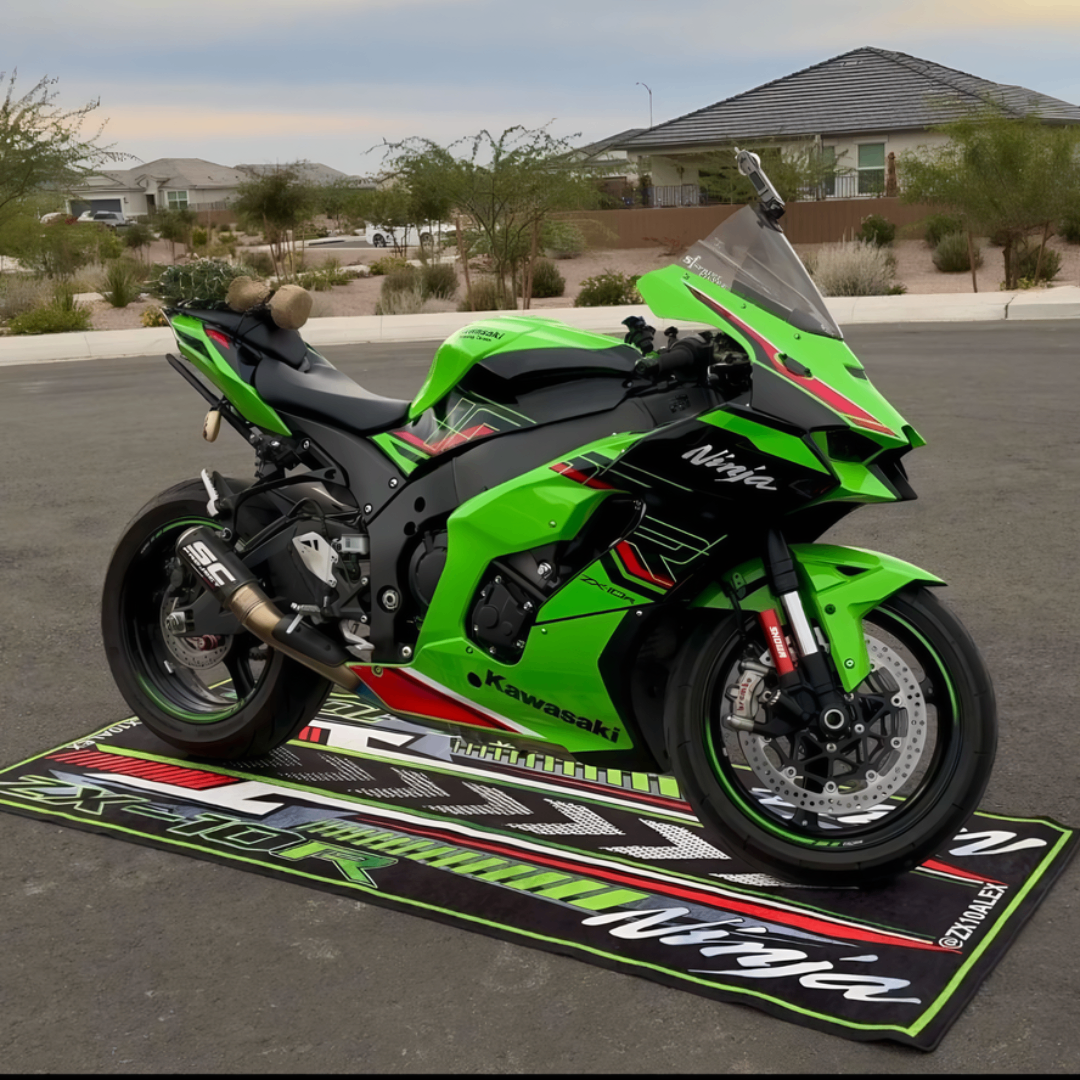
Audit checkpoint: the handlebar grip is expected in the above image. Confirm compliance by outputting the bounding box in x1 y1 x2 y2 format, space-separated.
656 339 704 376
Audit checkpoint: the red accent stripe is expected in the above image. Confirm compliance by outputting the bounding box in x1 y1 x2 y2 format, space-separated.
350 812 948 952
615 541 675 590
393 424 497 457
921 859 1006 886
550 462 616 490
757 609 795 676
685 285 897 437
48 750 236 790
351 667 519 733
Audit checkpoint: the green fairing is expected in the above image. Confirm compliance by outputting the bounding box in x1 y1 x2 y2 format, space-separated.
170 313 291 436
370 432 421 475
692 544 945 692
409 315 629 420
698 410 829 474
409 434 649 754
635 264 919 450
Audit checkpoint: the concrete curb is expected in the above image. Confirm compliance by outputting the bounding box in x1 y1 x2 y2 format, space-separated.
2 288 1079 367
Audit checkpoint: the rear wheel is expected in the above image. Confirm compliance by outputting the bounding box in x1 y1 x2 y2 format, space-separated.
101 479 331 758
666 586 996 886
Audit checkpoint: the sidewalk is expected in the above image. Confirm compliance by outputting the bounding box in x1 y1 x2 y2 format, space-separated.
2 287 1079 367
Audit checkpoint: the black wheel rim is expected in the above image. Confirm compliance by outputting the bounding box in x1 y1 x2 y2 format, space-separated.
120 517 270 724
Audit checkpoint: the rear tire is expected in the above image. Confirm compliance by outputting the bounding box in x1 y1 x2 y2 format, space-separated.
665 586 997 887
101 479 332 758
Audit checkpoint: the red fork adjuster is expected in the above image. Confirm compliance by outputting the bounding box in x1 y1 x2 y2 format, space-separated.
757 609 796 676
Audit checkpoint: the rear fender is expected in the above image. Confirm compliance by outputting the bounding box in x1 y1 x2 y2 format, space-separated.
691 544 945 692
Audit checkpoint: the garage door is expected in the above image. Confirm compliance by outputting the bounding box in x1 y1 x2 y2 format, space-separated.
89 199 123 212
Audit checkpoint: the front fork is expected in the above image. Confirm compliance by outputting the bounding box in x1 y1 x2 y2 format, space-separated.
726 530 850 738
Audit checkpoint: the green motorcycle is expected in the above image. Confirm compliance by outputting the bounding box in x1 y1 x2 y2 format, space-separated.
101 152 996 886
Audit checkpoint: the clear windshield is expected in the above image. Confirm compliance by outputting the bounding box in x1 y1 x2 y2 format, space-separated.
676 206 842 339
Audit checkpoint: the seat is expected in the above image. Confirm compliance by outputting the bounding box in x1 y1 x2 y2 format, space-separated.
255 348 411 436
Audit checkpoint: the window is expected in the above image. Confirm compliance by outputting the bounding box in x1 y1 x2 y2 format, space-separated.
857 144 885 195
166 190 189 210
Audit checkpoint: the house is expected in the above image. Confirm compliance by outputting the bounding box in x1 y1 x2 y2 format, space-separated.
565 128 646 200
68 158 374 219
617 47 1080 206
68 158 251 218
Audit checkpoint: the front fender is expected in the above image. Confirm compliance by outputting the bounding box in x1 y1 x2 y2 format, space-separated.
691 544 945 692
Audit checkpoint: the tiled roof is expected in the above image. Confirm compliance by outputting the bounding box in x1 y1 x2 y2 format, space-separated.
620 47 1080 152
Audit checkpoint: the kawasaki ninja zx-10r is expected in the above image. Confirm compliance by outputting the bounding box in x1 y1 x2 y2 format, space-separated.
101 151 996 886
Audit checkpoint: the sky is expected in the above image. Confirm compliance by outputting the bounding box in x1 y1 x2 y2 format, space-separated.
8 0 1080 178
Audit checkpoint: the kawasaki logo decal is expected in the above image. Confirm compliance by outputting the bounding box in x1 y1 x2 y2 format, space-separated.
484 671 620 743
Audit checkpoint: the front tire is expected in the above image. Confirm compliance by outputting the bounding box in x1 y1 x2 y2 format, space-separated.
666 586 997 886
101 479 332 758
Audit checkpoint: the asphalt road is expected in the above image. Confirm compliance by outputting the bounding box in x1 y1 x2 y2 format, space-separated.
0 322 1077 1073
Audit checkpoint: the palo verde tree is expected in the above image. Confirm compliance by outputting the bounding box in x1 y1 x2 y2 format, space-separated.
0 71 129 230
899 102 1080 290
383 126 604 309
232 164 314 278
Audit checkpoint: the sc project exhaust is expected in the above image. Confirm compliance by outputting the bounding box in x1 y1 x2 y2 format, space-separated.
175 526 361 691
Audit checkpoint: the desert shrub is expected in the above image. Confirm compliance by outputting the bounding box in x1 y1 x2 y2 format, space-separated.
101 259 143 307
932 232 983 273
457 277 515 312
380 266 421 299
0 275 53 322
421 261 458 300
369 255 411 276
8 285 91 334
141 306 169 327
375 285 425 316
191 226 208 249
1059 214 1080 244
519 258 565 299
245 251 275 277
856 214 896 247
1015 241 1062 284
810 241 897 297
542 220 587 258
122 222 154 257
149 258 256 305
574 270 642 307
922 213 966 248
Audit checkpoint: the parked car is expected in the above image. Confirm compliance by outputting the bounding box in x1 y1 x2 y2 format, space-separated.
39 212 69 224
77 210 129 229
366 222 453 248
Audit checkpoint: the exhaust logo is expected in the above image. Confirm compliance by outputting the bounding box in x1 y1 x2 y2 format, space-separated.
182 540 236 589
484 671 619 743
682 445 778 491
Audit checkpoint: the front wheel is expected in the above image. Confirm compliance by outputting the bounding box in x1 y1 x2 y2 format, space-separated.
101 479 332 758
666 586 997 887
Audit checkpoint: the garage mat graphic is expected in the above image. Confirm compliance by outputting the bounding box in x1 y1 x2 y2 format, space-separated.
1 692 1074 1050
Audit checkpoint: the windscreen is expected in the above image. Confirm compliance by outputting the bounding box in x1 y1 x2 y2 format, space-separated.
677 206 842 339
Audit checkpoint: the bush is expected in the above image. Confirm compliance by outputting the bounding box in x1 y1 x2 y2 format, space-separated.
542 220 587 259
101 259 143 307
375 285 426 316
1059 215 1080 244
520 258 565 299
245 251 275 277
810 241 898 297
856 214 896 247
149 259 257 305
380 266 421 299
574 270 642 307
0 275 53 322
932 232 983 273
369 255 411 276
1016 241 1062 284
922 213 966 248
8 286 91 334
421 261 458 300
141 306 169 327
191 226 208 249
457 277 515 312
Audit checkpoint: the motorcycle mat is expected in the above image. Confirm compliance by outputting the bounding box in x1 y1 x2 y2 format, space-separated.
0 692 1074 1051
